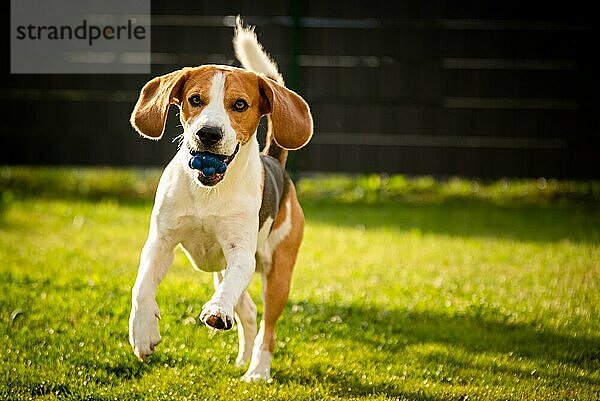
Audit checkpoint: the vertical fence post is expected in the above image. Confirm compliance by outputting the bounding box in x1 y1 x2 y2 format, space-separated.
287 0 302 179
288 0 302 90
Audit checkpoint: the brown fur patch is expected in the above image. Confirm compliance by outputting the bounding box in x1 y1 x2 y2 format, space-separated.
258 77 313 150
177 66 220 121
223 72 264 145
261 182 304 352
130 68 191 139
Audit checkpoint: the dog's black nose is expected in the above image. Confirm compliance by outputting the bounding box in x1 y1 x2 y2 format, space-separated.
196 126 223 146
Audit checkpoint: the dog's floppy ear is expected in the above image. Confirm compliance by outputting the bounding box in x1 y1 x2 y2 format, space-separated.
130 68 190 139
258 77 313 150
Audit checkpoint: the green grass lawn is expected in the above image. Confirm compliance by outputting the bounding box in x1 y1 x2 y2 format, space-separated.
0 169 599 400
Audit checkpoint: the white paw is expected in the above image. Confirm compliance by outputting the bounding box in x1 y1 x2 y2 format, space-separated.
129 298 161 360
200 301 234 330
242 370 272 382
242 350 272 382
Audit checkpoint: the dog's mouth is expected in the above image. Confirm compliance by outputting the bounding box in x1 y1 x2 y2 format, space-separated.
188 144 240 186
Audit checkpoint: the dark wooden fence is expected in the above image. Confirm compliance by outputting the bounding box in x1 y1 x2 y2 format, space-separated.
2 1 599 178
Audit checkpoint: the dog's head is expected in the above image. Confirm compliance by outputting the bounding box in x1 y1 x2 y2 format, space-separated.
130 65 312 186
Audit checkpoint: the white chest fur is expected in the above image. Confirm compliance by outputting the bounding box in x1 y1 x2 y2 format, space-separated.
151 140 263 272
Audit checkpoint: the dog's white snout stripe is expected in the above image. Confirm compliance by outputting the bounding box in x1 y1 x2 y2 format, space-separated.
186 72 238 156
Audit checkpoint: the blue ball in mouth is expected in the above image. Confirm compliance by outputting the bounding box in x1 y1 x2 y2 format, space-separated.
188 152 228 177
188 144 240 184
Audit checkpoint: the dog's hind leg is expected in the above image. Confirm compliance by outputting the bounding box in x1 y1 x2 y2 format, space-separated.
243 190 304 381
234 290 258 366
213 272 257 367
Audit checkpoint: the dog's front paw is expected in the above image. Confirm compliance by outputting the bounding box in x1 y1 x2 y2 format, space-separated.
129 298 161 360
200 301 234 330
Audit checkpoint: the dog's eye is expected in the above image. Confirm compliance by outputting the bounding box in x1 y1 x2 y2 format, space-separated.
233 99 249 112
189 95 203 107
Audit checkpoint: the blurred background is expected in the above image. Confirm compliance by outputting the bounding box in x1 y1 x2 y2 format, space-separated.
2 1 599 178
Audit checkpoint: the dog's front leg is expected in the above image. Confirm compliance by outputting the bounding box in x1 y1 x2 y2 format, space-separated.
200 248 256 330
129 238 175 360
201 218 258 330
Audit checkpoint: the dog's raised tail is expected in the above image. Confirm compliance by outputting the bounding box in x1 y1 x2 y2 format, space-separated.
233 17 284 85
233 17 288 165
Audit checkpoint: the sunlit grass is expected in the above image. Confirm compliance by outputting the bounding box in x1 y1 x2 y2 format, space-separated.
0 169 598 400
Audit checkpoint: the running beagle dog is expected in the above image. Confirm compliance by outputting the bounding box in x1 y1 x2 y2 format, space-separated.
127 19 312 381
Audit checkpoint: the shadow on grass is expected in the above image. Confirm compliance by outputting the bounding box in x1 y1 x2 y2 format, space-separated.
274 301 600 395
5 353 176 400
302 200 600 244
7 302 596 400
276 367 441 400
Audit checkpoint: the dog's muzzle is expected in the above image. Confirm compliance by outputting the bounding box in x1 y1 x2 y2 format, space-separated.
188 143 240 186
